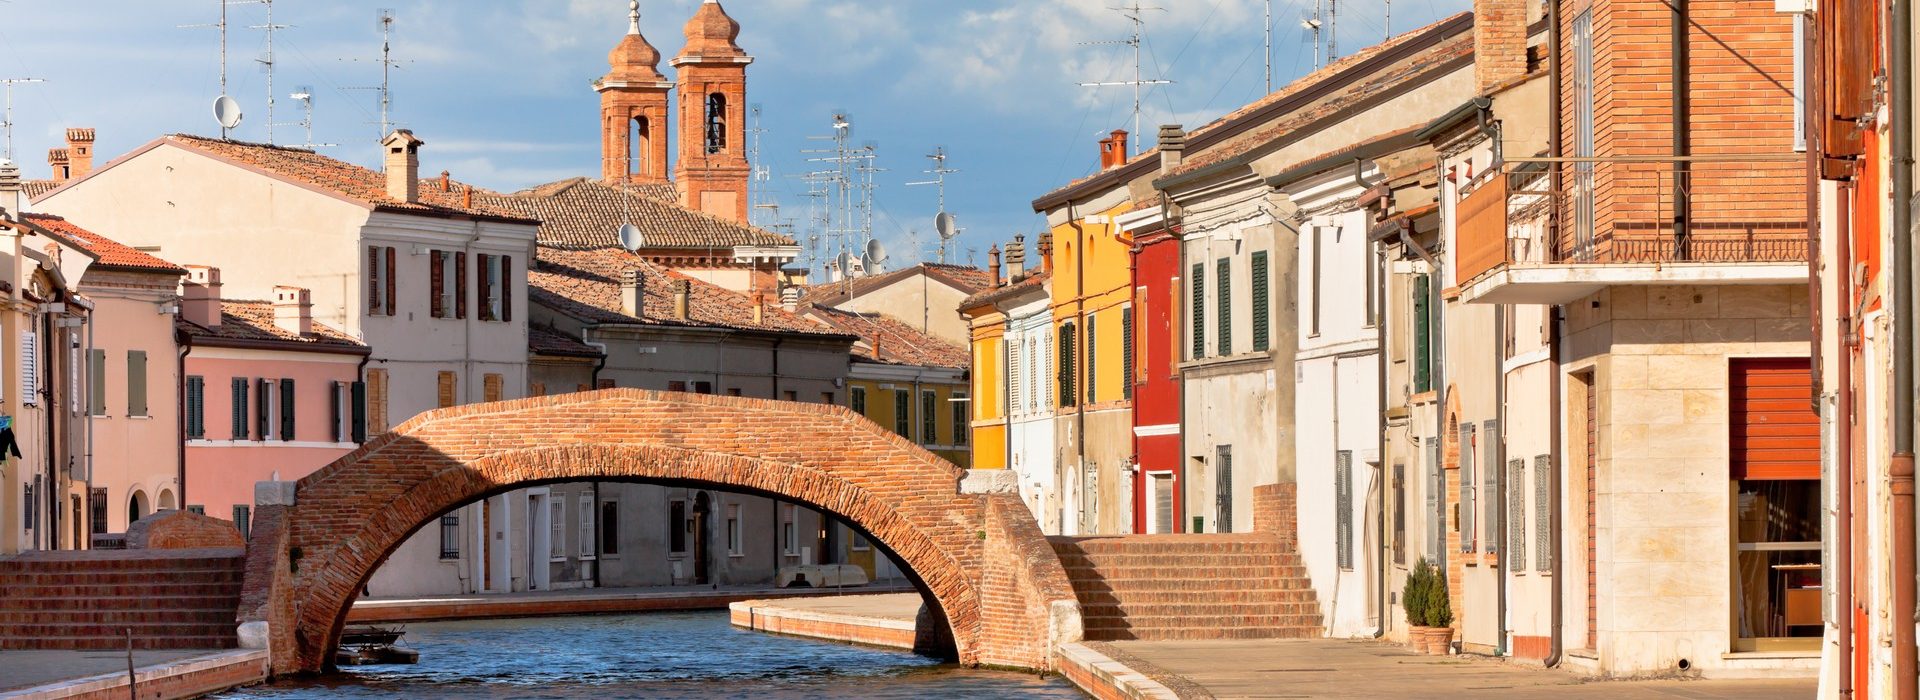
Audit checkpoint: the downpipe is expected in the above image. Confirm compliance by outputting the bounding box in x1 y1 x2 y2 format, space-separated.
1892 0 1917 694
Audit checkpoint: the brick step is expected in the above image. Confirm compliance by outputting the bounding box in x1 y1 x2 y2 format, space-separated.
0 553 244 574
1081 612 1323 629
1080 601 1320 618
5 582 243 598
0 634 239 651
1081 625 1323 642
0 569 247 586
1055 575 1314 591
1071 588 1319 605
0 595 240 612
1051 540 1295 555
0 609 238 625
1057 558 1308 573
1061 565 1311 580
0 621 239 639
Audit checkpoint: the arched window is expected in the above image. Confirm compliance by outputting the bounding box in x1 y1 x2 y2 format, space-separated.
705 93 728 154
631 115 651 174
129 491 148 523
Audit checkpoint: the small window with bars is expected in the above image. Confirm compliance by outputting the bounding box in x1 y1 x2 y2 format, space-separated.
438 512 460 559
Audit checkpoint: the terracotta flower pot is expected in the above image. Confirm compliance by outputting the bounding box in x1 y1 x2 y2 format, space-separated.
1407 625 1439 654
1425 627 1453 655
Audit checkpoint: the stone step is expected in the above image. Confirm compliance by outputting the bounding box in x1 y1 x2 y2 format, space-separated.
1050 539 1295 555
0 608 238 625
0 621 239 639
5 582 243 598
0 551 244 573
0 568 247 586
1081 612 1323 628
0 595 240 612
0 634 239 651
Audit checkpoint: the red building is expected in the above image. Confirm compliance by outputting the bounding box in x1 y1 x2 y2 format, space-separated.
1121 207 1182 533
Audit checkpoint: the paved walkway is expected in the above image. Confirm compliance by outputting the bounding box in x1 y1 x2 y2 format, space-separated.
0 649 217 692
1102 638 1817 699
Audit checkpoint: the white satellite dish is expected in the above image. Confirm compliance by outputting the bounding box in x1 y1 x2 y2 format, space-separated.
935 212 957 241
865 238 887 263
835 251 855 276
213 95 243 131
617 223 645 252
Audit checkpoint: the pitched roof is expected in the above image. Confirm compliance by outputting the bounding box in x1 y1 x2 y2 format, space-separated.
175 300 366 350
798 263 993 306
21 180 57 199
531 246 846 337
23 213 183 274
154 135 537 223
960 270 1051 312
528 325 604 359
805 305 968 369
477 177 791 250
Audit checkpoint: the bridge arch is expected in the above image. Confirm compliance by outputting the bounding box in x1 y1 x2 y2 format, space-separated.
239 390 1080 675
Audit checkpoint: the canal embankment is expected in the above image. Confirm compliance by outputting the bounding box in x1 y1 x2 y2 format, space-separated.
350 581 914 623
0 648 267 700
727 592 923 650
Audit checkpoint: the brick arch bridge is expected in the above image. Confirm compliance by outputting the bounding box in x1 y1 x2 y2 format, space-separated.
238 390 1082 675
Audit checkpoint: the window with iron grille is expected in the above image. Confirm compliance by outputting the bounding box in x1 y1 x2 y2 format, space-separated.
1216 258 1232 353
1252 250 1270 351
1191 263 1205 359
438 512 460 559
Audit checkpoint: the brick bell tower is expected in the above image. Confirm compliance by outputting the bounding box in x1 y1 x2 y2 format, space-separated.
671 0 752 222
597 0 673 183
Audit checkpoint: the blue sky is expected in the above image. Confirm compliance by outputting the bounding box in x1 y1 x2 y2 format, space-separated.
0 0 1468 273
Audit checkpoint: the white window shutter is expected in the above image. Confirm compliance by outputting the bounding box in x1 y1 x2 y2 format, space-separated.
20 330 36 406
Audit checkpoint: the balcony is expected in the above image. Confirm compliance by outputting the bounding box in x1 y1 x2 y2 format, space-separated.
1455 156 1810 305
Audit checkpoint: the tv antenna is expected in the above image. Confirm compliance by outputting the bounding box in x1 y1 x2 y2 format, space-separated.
1077 2 1172 157
1265 0 1273 93
343 10 410 145
247 0 290 144
0 78 44 161
905 147 961 263
281 88 336 150
1302 3 1324 70
181 0 267 138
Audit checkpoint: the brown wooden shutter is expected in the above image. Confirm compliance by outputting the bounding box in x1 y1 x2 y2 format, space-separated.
502 255 513 322
1731 358 1819 480
368 369 389 433
429 251 445 318
476 254 494 321
384 247 397 316
483 373 502 402
455 251 468 319
438 371 457 408
367 246 382 314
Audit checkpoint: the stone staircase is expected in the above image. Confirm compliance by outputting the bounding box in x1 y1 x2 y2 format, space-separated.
0 547 245 650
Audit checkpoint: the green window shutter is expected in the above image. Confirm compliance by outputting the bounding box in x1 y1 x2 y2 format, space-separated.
851 386 867 415
231 377 249 440
952 392 969 445
280 378 296 441
1413 274 1432 393
1121 306 1134 401
1059 323 1077 407
1217 258 1232 354
88 349 106 416
256 378 270 440
350 380 368 443
330 381 343 443
893 391 911 437
127 350 147 417
1251 251 1270 352
185 376 205 439
1086 314 1098 404
1191 263 1205 360
921 391 937 445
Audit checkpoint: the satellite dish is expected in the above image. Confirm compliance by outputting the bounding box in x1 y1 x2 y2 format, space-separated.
213 95 243 130
935 212 957 240
617 223 644 252
865 238 887 263
835 251 855 276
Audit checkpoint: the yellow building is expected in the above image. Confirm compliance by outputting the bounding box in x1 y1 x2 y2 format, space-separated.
803 305 972 468
961 237 1060 530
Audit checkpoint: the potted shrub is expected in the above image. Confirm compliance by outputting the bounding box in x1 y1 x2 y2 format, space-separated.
1402 558 1437 653
1425 567 1455 655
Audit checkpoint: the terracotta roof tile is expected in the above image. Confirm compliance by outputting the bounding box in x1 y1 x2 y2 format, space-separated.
528 325 604 358
176 300 365 349
22 213 182 273
21 180 57 199
798 263 993 306
960 271 1051 311
477 177 791 249
805 305 968 369
531 246 845 337
163 135 537 223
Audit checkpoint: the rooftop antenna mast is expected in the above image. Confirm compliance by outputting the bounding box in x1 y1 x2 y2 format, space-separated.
1265 0 1273 93
0 78 44 161
803 112 864 282
1327 0 1338 61
1302 2 1324 70
748 103 780 230
181 0 260 138
344 10 409 145
1384 0 1391 40
281 87 336 150
247 0 290 144
906 147 961 263
1078 2 1172 157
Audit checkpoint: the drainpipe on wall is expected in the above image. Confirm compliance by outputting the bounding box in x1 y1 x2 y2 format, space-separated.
1888 0 1917 691
1069 202 1091 534
176 332 190 517
42 307 56 548
1671 0 1691 259
1374 230 1389 637
1836 180 1856 698
1544 0 1567 669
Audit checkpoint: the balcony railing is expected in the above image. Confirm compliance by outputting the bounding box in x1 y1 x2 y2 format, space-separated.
1455 155 1809 285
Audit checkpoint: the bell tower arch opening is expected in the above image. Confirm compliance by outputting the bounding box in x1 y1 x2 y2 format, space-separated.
598 0 672 183
671 1 752 222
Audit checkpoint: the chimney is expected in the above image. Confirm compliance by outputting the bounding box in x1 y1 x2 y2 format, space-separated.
463 184 474 209
1099 129 1129 170
47 148 70 183
779 285 800 312
987 244 1002 286
181 266 224 328
439 170 452 192
1006 234 1027 280
65 128 95 179
380 129 424 203
1474 0 1530 94
1158 124 1186 172
672 279 691 320
0 160 19 217
1037 231 1055 272
620 268 645 319
751 292 766 326
273 286 313 336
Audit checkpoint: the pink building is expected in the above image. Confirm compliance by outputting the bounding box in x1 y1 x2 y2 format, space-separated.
176 267 368 531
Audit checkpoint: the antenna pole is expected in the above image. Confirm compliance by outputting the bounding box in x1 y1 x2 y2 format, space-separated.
248 0 289 144
379 10 393 140
0 78 44 161
1384 0 1391 40
1328 0 1337 61
1077 4 1171 158
1265 0 1273 94
906 147 960 263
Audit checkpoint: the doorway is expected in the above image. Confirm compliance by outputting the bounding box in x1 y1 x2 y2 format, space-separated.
528 490 552 592
1149 472 1175 534
1215 446 1234 533
692 492 712 585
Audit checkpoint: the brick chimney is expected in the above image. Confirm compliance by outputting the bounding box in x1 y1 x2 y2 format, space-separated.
65 128 95 179
987 244 1002 287
380 130 424 203
1006 234 1026 280
1037 231 1054 272
1474 0 1529 94
671 279 691 320
1158 124 1186 172
273 286 313 336
1098 130 1129 170
620 268 645 319
181 266 223 328
751 292 766 326
47 148 70 183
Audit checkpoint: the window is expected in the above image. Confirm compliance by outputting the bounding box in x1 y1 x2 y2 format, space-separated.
1216 258 1232 354
1412 274 1432 393
726 388 742 397
851 530 871 551
726 503 742 556
185 376 205 439
1392 463 1406 565
331 380 361 443
1253 249 1271 350
279 378 296 441
1459 421 1476 552
669 500 687 553
367 246 396 316
20 330 35 406
232 504 251 541
255 378 274 441
894 391 912 437
1190 263 1205 360
1364 241 1378 328
1535 455 1552 572
1008 335 1022 415
921 390 938 445
1121 306 1134 400
367 369 389 434
549 498 566 562
1483 419 1500 556
819 392 834 404
127 350 148 417
1086 313 1098 404
429 250 466 320
87 349 104 416
850 386 867 415
531 383 547 397
579 494 595 559
1336 451 1353 570
952 391 969 446
230 377 249 440
705 93 728 154
478 254 506 321
781 503 798 555
1058 322 1076 407
1571 10 1596 255
600 501 620 556
90 487 106 535
483 373 503 403
696 381 715 395
781 389 796 401
438 371 458 408
438 513 460 559
1508 457 1527 571
1793 14 1807 152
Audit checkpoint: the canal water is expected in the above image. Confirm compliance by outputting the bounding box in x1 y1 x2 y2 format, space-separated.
218 611 1081 698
